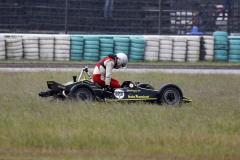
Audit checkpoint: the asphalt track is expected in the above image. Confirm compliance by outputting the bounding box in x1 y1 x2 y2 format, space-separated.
0 63 240 74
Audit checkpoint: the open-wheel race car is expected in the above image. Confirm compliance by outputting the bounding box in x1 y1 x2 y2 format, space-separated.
39 67 192 106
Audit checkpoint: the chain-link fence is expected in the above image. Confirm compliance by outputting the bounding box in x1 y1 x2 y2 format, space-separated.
0 0 240 35
161 0 240 35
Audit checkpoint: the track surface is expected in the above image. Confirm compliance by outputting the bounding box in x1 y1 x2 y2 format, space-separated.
0 62 240 70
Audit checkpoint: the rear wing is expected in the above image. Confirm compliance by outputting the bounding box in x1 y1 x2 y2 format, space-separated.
47 81 65 90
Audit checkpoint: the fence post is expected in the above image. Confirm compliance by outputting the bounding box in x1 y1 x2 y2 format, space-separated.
158 0 162 35
65 0 68 34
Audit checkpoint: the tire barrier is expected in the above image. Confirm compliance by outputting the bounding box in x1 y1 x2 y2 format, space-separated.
1 34 240 63
54 35 70 61
213 31 228 37
200 36 214 61
213 31 228 62
0 36 6 60
114 37 130 56
22 36 39 60
172 37 187 62
129 38 145 62
83 36 100 62
143 36 159 61
100 38 114 59
39 36 54 61
186 36 200 62
159 36 172 61
5 36 23 60
228 36 240 63
70 36 84 61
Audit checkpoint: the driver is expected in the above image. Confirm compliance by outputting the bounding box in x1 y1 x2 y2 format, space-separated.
93 53 128 90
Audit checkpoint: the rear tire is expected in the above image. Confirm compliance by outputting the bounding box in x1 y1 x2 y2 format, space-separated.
74 87 93 102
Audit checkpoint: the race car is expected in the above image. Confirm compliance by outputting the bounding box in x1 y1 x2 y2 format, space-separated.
39 66 192 106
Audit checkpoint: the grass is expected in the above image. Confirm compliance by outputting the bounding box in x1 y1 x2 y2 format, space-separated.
0 71 240 159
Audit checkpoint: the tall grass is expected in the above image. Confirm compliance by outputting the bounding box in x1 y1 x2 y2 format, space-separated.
0 71 240 159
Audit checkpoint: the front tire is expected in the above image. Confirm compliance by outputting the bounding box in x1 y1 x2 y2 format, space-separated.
158 84 183 106
74 87 93 102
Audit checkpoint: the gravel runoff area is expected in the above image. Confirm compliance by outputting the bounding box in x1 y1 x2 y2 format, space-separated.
0 62 240 74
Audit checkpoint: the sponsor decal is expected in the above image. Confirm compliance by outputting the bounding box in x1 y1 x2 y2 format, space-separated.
128 95 150 99
114 89 125 99
128 95 136 98
127 89 138 92
129 83 134 88
58 85 65 89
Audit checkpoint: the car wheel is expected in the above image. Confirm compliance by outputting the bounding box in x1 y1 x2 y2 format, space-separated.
74 87 93 102
160 87 182 106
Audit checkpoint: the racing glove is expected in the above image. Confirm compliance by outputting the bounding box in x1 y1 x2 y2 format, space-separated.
102 85 111 98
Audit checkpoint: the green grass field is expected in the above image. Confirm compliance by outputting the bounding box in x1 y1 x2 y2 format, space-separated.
0 71 240 159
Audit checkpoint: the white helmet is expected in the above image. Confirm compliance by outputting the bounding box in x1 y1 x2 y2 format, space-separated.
115 53 128 68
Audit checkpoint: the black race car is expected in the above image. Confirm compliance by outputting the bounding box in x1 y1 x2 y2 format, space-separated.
39 67 191 106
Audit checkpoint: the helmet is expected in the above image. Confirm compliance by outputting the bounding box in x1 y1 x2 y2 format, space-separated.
115 53 128 68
